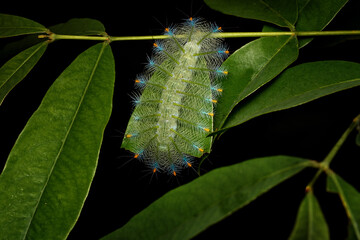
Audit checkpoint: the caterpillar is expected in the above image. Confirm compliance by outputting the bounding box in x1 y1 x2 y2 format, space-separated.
121 17 228 176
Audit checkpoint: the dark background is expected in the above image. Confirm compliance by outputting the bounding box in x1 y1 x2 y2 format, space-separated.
1 0 360 239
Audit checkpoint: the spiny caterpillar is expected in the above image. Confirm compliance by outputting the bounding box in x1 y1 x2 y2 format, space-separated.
121 17 228 176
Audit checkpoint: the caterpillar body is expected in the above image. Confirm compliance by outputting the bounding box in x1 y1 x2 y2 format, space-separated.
121 17 228 176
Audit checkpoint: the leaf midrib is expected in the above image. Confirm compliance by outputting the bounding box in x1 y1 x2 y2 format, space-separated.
307 193 314 240
22 43 106 239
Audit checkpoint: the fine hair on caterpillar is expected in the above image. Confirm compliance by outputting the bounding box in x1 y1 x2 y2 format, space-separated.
121 17 229 176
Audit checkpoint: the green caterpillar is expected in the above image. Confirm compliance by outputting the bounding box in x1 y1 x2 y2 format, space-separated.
121 17 228 175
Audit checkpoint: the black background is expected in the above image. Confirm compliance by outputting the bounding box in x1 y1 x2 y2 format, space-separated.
1 0 360 239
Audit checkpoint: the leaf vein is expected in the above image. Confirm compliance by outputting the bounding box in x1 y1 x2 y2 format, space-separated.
22 43 107 239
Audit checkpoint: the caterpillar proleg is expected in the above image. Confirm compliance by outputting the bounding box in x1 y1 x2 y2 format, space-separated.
121 17 228 176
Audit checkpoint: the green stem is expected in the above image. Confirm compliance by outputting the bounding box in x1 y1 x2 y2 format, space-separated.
51 34 110 41
306 114 359 191
296 30 360 36
322 114 360 168
214 30 360 38
39 30 360 42
305 169 323 192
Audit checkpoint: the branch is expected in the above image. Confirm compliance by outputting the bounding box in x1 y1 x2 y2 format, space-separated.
38 30 360 42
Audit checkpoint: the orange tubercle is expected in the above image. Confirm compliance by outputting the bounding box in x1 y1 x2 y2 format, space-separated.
217 88 223 92
198 148 204 152
211 99 218 103
187 162 192 167
208 112 214 117
203 128 210 132
126 134 132 138
134 153 139 158
173 171 177 176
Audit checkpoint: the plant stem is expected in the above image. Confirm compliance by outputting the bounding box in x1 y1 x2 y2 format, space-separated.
39 30 360 42
296 30 360 36
305 169 323 192
215 30 360 38
322 114 360 168
306 114 360 191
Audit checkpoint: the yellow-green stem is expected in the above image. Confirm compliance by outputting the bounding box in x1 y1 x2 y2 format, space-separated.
306 114 360 190
39 30 360 42
322 114 360 168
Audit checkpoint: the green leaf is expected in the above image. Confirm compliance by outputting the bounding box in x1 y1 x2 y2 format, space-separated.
0 42 115 239
327 173 360 240
295 0 349 47
214 35 298 131
49 18 106 36
102 156 314 240
297 0 311 13
0 41 47 105
205 0 298 29
262 24 286 33
289 191 330 240
0 35 45 63
262 0 349 48
0 18 103 62
219 61 360 132
0 14 47 38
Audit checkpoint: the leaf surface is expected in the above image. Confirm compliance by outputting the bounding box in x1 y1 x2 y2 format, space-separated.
289 191 330 240
0 41 47 105
219 61 360 132
0 42 115 239
214 35 298 130
0 14 47 38
49 18 106 36
295 0 349 47
205 0 298 29
327 173 360 240
102 156 314 240
262 0 350 48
